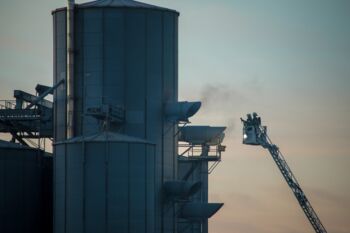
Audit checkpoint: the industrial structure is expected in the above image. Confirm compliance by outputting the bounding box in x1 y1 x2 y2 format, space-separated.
0 0 226 233
241 113 327 233
0 140 52 233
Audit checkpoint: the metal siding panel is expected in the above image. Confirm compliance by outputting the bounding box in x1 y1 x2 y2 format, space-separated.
163 13 175 102
55 10 67 141
74 66 83 135
54 145 66 233
84 71 103 86
82 9 103 137
56 51 66 63
162 12 176 233
56 35 67 50
103 10 125 107
103 9 125 106
174 15 178 102
146 145 156 233
85 89 102 101
66 143 84 233
145 11 163 142
83 9 103 33
162 12 175 179
23 153 40 232
0 150 47 233
84 58 103 72
85 143 106 233
125 10 146 138
145 11 163 233
130 143 146 233
74 10 84 136
84 45 103 59
84 33 103 46
83 117 99 136
201 161 209 233
104 85 124 106
107 142 129 233
53 13 58 143
4 154 21 232
0 152 4 230
174 15 179 183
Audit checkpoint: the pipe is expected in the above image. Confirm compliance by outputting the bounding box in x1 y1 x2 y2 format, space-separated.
66 0 75 138
26 79 65 109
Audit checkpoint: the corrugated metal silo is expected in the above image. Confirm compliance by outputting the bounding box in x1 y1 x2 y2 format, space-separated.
52 1 179 232
0 140 52 233
53 132 156 233
52 0 179 140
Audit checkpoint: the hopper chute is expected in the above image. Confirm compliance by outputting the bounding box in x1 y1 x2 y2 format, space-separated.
179 203 224 220
163 181 201 200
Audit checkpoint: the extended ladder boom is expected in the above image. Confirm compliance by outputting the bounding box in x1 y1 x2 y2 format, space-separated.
241 113 327 233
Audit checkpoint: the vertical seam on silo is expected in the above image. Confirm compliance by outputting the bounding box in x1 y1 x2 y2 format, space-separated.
172 12 176 190
80 10 83 136
105 136 109 233
20 150 24 232
172 14 176 231
53 13 57 142
53 13 57 233
3 155 6 231
64 139 67 233
127 142 130 232
82 10 86 136
144 11 148 233
82 141 86 233
102 9 105 107
161 11 164 233
123 10 126 135
153 145 156 232
145 144 148 233
144 11 148 140
65 9 68 141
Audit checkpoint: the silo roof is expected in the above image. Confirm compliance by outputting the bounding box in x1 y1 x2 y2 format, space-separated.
79 0 178 14
53 0 178 15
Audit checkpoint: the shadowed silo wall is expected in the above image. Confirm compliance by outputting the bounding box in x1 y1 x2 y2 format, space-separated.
54 133 156 233
53 2 179 232
178 160 209 233
0 142 52 233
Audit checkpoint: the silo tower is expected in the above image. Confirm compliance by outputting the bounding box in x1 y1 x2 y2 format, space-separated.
52 1 224 233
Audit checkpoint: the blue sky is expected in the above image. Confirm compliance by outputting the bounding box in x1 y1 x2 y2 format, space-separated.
1 0 349 232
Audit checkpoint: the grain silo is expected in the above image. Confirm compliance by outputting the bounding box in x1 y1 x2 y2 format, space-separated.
54 132 156 232
0 140 52 233
52 1 224 233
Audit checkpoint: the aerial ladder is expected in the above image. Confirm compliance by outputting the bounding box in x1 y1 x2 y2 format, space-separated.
241 113 327 233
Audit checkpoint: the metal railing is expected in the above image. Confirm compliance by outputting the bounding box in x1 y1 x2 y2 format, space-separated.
0 100 16 109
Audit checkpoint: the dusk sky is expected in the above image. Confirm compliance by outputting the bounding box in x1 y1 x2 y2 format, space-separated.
1 0 349 232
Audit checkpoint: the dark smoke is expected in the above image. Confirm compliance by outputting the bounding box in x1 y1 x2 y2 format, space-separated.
199 78 263 137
